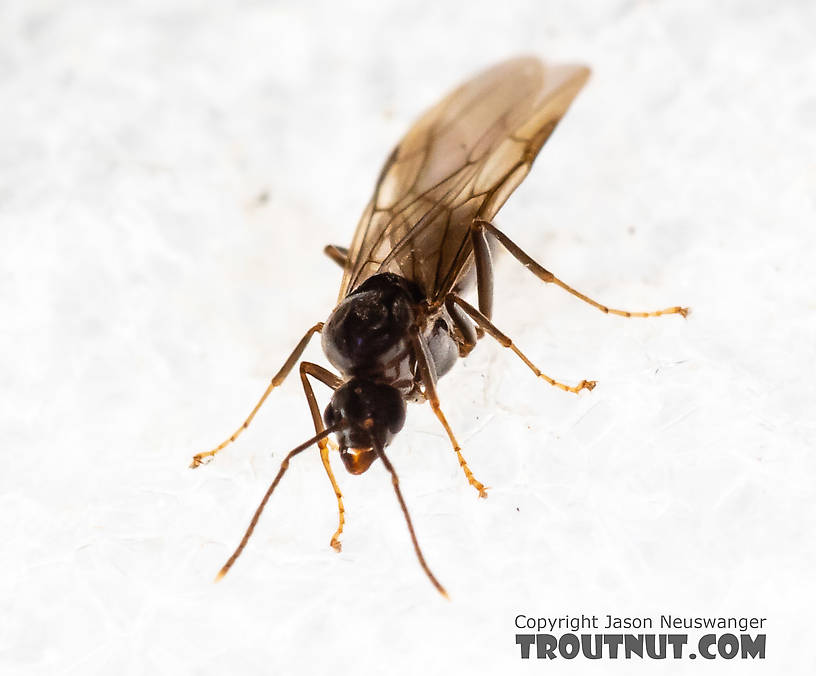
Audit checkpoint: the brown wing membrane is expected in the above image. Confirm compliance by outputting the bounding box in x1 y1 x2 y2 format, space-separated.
338 57 590 304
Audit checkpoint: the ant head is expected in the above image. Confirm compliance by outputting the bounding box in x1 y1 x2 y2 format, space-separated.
323 378 406 474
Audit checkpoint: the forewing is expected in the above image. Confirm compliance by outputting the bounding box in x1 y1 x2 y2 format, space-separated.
339 57 590 303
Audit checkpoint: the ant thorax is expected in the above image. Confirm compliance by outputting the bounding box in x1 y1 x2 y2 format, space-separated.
322 273 457 395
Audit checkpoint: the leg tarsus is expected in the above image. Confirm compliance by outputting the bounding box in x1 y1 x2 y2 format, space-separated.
409 324 488 498
190 322 325 468
472 219 689 319
450 294 596 394
320 445 345 552
300 361 346 552
428 401 488 499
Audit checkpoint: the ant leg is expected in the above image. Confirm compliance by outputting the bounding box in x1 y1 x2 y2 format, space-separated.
449 294 596 394
472 219 689 318
469 221 494 320
409 325 488 498
215 423 343 581
323 245 348 269
445 296 478 357
299 362 346 552
190 322 324 468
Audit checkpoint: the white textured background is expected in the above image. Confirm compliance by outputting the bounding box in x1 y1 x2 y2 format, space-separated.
2 0 814 673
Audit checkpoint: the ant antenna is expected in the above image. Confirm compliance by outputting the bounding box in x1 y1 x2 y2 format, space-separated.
373 439 449 598
215 421 346 581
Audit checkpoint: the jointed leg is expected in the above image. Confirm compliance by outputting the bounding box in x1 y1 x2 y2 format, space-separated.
473 219 689 318
215 423 344 581
470 221 494 320
300 362 346 551
190 322 324 468
445 297 478 357
449 294 596 394
324 244 349 269
409 325 488 498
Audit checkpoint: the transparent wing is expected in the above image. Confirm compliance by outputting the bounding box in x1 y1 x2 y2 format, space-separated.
339 57 590 304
